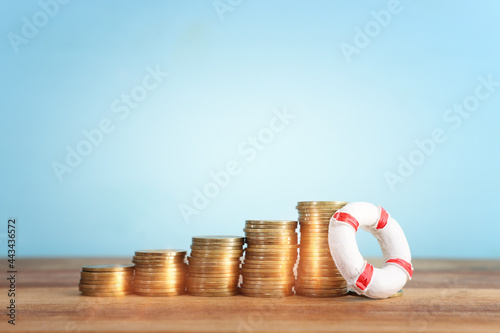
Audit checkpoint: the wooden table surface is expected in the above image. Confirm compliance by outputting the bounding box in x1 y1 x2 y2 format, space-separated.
2 258 499 333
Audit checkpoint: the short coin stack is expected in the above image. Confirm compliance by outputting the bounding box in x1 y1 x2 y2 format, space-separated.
187 236 244 296
240 220 298 297
296 201 349 297
132 249 187 296
79 265 134 297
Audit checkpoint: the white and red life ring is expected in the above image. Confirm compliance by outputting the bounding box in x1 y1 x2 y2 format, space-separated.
328 202 413 299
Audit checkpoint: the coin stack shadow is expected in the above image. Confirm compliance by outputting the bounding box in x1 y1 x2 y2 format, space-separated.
295 201 349 297
187 236 244 297
132 250 187 296
240 220 299 297
79 265 134 297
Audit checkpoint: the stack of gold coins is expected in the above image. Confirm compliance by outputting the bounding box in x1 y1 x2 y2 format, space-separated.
296 201 349 297
187 236 244 297
79 265 134 297
132 249 187 296
240 220 298 297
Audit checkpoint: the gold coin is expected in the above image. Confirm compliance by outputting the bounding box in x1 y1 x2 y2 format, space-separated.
187 256 240 263
190 245 243 251
134 279 186 289
295 284 348 291
132 262 185 267
80 271 133 278
240 290 293 297
296 207 345 211
135 291 186 296
133 265 185 270
296 277 346 284
297 268 341 275
133 274 185 280
190 249 244 255
241 280 294 287
80 291 133 297
298 217 336 222
245 249 298 257
298 249 332 255
247 244 299 249
242 273 294 279
189 254 242 260
81 265 134 272
187 290 239 297
241 276 295 283
246 234 298 239
134 249 187 257
187 268 240 275
246 240 298 246
79 279 133 285
296 274 344 280
298 211 336 216
187 274 240 280
186 285 237 290
188 263 240 268
297 265 338 271
244 252 297 259
133 255 185 261
299 239 329 245
134 287 186 293
245 224 297 230
298 214 333 219
299 227 330 232
133 254 185 259
79 274 134 280
295 291 347 297
186 281 238 287
299 229 330 234
299 245 331 250
132 261 184 266
78 284 132 292
244 228 297 234
243 258 296 264
242 264 295 270
240 283 293 290
242 266 294 272
245 220 297 225
134 266 186 272
78 284 132 291
295 286 347 292
192 236 244 243
133 282 186 289
297 201 348 206
187 275 239 282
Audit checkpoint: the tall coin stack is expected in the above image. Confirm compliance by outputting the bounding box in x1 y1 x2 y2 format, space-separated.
296 201 349 297
79 265 134 297
132 249 187 296
187 236 244 297
240 220 298 297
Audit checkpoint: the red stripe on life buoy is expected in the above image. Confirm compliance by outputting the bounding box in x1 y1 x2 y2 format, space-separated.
376 207 389 229
386 258 413 278
355 263 374 291
333 212 359 231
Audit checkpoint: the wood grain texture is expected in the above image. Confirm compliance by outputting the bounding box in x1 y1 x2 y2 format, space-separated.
1 258 499 333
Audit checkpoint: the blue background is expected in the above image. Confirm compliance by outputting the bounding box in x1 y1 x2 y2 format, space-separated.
1 0 499 258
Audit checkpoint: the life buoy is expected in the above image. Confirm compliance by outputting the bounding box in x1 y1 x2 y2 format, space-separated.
328 202 413 299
